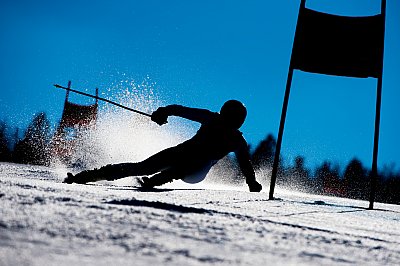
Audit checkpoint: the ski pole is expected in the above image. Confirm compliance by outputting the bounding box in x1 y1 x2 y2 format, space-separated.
54 84 152 118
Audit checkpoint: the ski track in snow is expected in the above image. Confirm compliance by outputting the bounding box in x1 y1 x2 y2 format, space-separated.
0 162 399 266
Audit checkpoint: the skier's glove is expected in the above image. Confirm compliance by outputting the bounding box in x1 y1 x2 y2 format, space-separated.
151 107 169 125
247 180 262 192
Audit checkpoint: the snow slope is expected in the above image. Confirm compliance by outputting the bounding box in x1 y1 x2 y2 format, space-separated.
1 162 399 265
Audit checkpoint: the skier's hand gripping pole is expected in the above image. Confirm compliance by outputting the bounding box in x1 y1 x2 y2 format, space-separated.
151 107 169 125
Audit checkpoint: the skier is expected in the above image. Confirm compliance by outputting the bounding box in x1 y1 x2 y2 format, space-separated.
64 100 262 192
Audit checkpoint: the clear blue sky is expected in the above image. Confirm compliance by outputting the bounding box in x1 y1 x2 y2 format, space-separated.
0 0 399 171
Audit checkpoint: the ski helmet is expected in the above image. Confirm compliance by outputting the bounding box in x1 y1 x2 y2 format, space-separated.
220 100 247 129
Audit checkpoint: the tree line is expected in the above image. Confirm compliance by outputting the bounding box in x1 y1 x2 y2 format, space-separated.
250 134 400 205
0 114 399 205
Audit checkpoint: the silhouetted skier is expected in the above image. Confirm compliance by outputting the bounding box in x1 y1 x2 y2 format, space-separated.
64 100 262 192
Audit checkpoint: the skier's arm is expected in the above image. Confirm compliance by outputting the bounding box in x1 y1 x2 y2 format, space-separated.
152 104 216 125
235 139 262 192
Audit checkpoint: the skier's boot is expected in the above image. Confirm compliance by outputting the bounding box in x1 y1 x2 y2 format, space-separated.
139 172 175 188
137 176 153 188
63 169 103 184
63 172 76 184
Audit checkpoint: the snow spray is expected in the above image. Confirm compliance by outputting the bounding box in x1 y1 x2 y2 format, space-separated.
57 77 189 168
53 76 240 187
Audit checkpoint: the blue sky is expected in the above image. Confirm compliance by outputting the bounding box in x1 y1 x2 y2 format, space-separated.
0 0 399 171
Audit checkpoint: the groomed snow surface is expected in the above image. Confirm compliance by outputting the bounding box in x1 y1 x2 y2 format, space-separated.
1 162 399 266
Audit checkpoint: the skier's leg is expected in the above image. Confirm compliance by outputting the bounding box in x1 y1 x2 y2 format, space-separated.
64 163 142 184
64 146 183 184
140 160 215 188
140 170 180 188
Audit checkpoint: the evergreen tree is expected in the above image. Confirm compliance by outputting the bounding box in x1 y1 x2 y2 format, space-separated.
377 164 400 204
343 158 367 200
381 174 400 204
14 112 51 165
0 121 11 162
285 156 311 192
251 134 276 170
314 161 342 195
